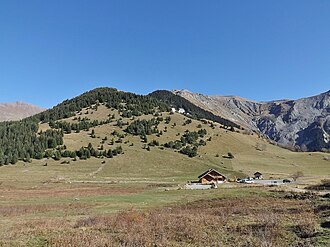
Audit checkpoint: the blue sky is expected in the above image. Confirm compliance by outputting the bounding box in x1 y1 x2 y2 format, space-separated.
0 0 329 108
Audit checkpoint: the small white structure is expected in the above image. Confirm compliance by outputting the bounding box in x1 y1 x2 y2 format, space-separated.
171 108 176 113
185 183 213 190
178 108 186 114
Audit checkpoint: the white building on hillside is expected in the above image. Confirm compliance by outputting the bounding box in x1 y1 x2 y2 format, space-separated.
171 107 186 114
178 108 186 114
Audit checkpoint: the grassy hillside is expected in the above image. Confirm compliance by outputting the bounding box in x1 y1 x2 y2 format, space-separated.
46 104 330 181
2 103 329 187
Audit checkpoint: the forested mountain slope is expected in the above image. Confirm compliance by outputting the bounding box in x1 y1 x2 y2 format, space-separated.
1 87 240 166
0 87 169 165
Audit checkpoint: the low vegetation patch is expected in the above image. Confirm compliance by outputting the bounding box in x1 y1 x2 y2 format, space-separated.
164 129 207 157
2 191 327 247
306 179 330 191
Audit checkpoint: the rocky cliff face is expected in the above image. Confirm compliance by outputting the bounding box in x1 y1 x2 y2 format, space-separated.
257 91 330 151
173 90 330 152
0 101 45 122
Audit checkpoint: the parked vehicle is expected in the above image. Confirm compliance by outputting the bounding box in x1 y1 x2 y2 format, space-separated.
237 178 254 184
283 179 291 183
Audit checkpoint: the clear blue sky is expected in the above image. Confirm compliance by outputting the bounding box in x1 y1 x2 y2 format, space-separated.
0 0 329 108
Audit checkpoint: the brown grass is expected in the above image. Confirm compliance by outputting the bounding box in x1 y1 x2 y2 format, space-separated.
2 194 321 247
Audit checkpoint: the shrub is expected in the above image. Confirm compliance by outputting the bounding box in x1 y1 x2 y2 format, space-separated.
227 152 234 159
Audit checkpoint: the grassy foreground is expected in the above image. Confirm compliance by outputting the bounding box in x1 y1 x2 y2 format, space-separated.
0 184 329 246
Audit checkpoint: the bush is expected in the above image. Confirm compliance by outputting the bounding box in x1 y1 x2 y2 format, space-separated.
227 152 234 159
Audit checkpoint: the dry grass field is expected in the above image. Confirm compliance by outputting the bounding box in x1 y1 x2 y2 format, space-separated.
0 185 329 246
0 105 329 246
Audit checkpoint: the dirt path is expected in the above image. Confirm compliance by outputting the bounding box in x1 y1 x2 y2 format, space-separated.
89 162 107 177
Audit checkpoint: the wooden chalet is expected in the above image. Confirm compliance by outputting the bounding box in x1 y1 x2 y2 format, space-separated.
198 169 227 184
254 171 263 179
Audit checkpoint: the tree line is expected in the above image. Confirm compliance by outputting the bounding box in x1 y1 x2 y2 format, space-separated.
36 87 170 123
0 120 63 165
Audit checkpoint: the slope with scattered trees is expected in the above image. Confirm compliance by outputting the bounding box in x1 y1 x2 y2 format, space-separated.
149 90 241 129
0 88 170 165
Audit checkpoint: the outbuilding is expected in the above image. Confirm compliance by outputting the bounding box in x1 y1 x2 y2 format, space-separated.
254 172 263 179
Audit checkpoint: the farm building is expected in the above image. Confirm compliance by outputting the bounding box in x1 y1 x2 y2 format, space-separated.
198 169 227 184
254 172 263 179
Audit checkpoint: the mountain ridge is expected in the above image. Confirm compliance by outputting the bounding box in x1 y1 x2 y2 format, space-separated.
1 87 330 153
171 89 330 152
0 101 45 122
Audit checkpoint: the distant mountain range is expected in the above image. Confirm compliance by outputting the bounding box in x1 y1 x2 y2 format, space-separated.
0 101 45 122
171 90 330 152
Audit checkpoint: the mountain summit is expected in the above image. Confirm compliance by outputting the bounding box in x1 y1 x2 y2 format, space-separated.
0 101 45 122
